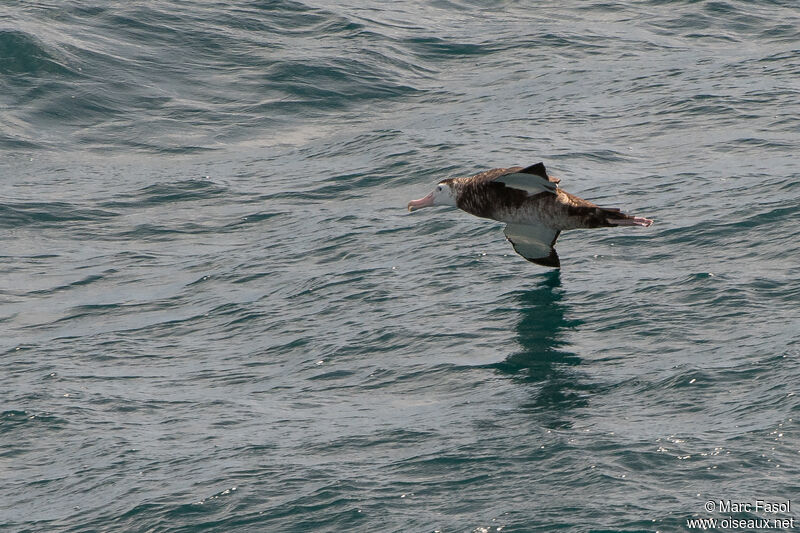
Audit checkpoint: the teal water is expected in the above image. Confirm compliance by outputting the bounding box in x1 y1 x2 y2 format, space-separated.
2 1 799 532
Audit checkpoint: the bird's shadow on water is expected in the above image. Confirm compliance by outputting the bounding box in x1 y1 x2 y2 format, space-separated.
489 270 596 426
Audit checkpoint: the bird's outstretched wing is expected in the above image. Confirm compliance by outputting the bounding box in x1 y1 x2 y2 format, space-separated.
503 222 561 268
493 162 560 196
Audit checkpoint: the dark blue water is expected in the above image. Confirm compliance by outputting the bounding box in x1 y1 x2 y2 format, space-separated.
2 1 799 532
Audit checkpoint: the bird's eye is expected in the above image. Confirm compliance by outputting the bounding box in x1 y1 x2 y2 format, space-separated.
437 186 443 191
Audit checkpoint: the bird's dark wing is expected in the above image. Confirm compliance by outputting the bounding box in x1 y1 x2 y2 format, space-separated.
503 223 561 268
517 162 561 184
491 162 560 196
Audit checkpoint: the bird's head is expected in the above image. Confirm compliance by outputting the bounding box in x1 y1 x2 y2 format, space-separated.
407 180 457 212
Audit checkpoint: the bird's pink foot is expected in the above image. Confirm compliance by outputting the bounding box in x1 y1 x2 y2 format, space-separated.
608 216 653 227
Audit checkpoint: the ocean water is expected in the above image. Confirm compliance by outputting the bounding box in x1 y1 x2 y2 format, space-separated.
2 1 799 531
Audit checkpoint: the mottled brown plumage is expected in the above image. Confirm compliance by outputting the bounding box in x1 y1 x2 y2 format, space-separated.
407 162 653 267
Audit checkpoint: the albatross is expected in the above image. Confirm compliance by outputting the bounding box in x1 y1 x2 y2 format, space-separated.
407 162 653 268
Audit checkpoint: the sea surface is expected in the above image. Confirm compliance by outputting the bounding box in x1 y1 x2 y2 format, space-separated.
2 1 799 532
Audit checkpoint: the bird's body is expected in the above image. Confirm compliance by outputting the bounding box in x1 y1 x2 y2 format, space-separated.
407 162 652 267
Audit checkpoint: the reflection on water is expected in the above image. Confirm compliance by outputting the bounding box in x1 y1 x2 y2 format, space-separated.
498 270 579 371
494 270 594 425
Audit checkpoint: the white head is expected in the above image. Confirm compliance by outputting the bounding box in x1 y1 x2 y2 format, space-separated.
407 181 457 212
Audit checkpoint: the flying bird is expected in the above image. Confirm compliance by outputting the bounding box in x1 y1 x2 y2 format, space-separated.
407 162 653 268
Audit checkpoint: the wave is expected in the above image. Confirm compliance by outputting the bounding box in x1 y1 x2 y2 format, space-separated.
0 1 432 153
